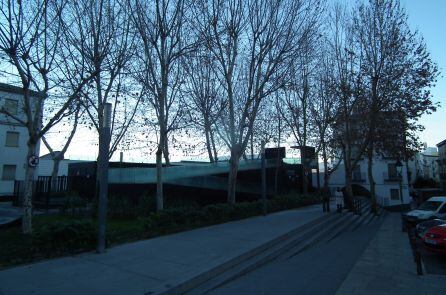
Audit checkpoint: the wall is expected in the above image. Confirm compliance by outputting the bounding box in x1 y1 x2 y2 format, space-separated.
0 89 41 197
438 142 446 191
328 157 410 206
37 159 70 177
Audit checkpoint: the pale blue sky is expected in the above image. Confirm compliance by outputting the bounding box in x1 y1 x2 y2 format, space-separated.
400 0 446 147
45 0 446 161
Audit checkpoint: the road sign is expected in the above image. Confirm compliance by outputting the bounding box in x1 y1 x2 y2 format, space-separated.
28 155 39 167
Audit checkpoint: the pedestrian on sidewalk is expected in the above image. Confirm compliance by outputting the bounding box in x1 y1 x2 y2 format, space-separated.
335 187 343 213
321 186 330 213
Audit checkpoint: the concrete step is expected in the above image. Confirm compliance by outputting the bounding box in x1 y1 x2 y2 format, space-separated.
184 212 354 295
327 205 376 242
185 202 383 295
284 202 380 258
285 212 359 259
159 211 339 295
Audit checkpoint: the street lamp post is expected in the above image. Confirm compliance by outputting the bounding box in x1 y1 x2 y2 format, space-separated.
97 103 112 253
261 140 267 215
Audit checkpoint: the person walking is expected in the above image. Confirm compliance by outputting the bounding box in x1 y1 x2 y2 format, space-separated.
335 187 344 213
321 186 330 213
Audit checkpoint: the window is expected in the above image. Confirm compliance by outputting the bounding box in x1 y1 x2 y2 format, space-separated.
2 165 16 180
353 165 362 180
5 131 19 147
419 201 442 211
388 163 398 179
438 204 446 214
3 99 18 115
390 189 400 200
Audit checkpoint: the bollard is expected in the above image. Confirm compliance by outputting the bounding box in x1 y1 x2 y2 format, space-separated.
415 250 423 275
407 227 423 275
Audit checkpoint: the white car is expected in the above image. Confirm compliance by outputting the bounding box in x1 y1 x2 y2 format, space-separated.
404 196 446 226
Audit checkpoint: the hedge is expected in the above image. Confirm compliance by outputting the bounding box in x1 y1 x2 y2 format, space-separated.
1 194 319 268
141 194 319 234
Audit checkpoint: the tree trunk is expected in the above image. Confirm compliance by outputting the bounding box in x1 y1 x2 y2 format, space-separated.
250 133 254 160
227 146 240 204
274 117 281 196
205 128 214 163
51 157 61 192
210 129 218 162
156 143 164 211
322 143 330 192
367 145 378 214
163 135 170 166
344 166 355 212
22 141 38 234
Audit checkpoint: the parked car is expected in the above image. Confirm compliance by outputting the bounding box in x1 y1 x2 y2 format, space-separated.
416 219 446 238
422 224 446 254
402 196 446 230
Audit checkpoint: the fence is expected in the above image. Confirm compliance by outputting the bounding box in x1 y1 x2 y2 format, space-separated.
13 176 96 208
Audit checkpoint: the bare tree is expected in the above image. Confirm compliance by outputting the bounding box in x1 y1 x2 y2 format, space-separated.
310 49 340 195
182 50 225 162
278 33 321 194
194 0 320 204
0 0 97 233
131 0 195 210
64 0 139 172
328 2 368 211
41 100 81 187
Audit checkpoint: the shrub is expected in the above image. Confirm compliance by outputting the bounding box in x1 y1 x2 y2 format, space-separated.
59 192 88 217
140 194 317 236
136 194 156 216
105 193 156 218
107 194 134 218
33 220 96 253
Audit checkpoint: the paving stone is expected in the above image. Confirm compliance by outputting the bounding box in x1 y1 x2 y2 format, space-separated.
335 213 446 295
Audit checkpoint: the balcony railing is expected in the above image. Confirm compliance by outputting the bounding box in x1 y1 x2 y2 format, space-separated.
383 172 402 182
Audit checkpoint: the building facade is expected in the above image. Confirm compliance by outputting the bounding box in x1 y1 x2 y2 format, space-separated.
410 146 439 183
328 156 410 207
0 83 41 197
437 140 446 192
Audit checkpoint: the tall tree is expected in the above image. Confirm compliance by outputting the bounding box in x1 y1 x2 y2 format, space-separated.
41 99 82 187
132 0 195 210
0 0 97 233
195 0 320 204
329 2 368 211
279 31 322 194
182 50 225 162
310 49 340 195
354 0 439 213
65 0 138 173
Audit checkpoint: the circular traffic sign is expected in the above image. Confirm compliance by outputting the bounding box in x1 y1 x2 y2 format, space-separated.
28 155 39 167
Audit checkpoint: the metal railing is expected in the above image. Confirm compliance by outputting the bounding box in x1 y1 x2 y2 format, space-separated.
383 172 402 182
13 176 95 209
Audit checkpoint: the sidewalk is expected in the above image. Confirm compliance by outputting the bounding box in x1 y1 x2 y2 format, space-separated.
0 203 331 295
336 212 446 295
0 202 21 228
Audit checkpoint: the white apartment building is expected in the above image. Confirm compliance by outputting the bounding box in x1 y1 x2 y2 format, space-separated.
408 146 439 183
328 157 410 207
0 83 42 197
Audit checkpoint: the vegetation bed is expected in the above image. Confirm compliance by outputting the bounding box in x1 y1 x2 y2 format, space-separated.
0 194 319 269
